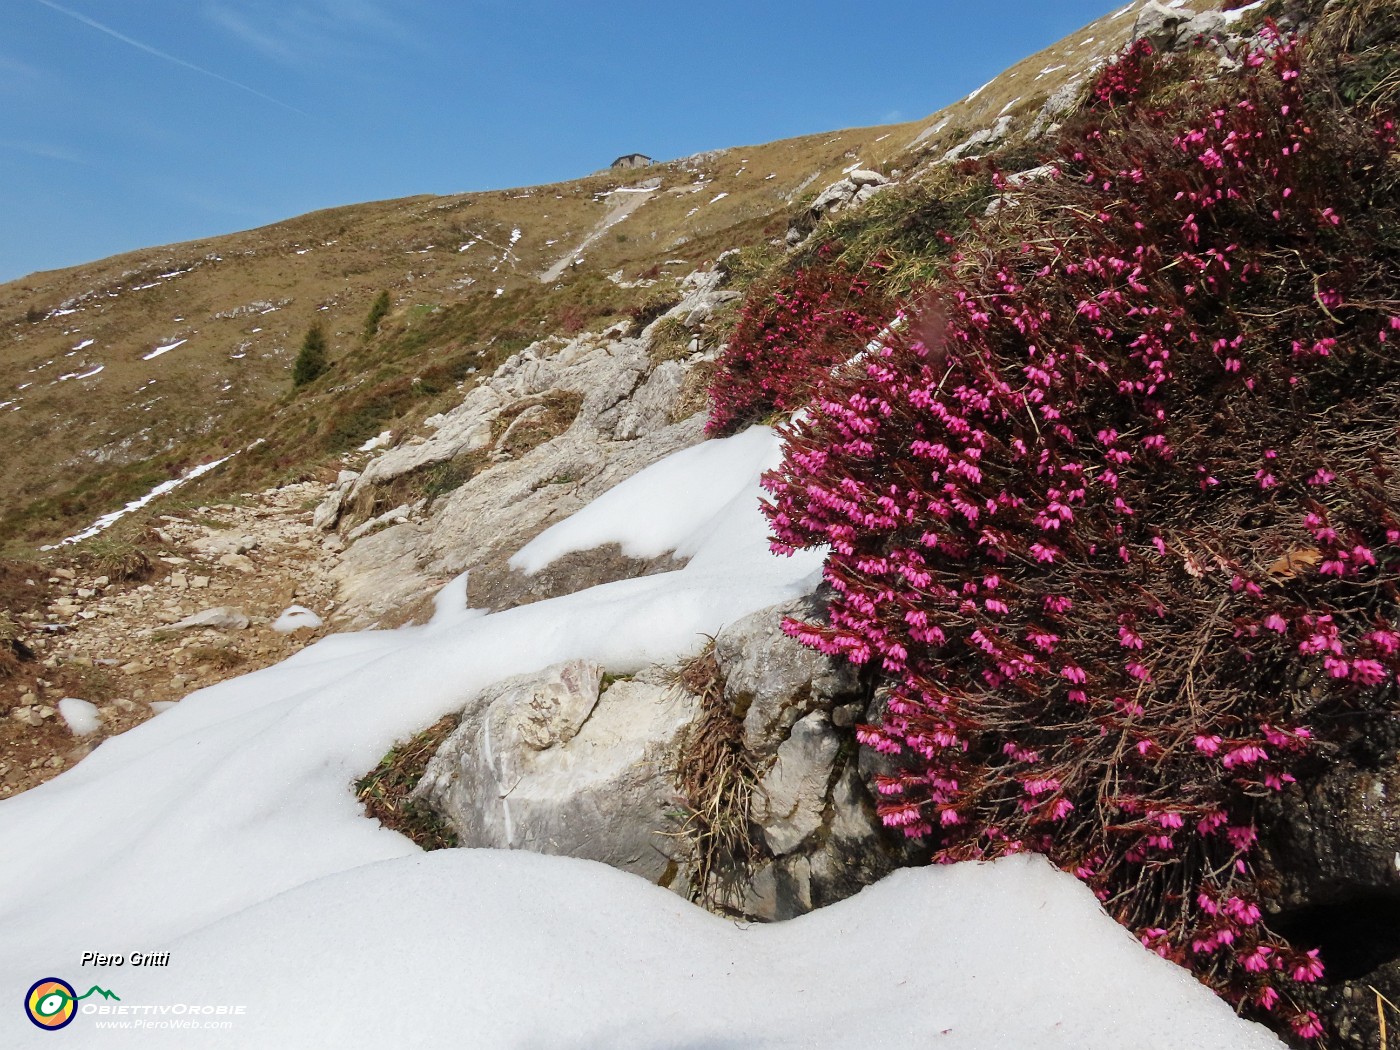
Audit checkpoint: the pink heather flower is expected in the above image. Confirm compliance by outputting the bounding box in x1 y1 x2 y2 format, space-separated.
1157 811 1184 829
1061 665 1087 684
1118 626 1144 649
1003 742 1041 763
1309 467 1336 486
1352 659 1388 686
1242 945 1274 972
1198 810 1229 835
1194 734 1222 755
1226 824 1257 850
1292 1012 1324 1039
1047 797 1074 820
1257 986 1279 1011
882 802 925 827
1369 629 1400 655
1261 724 1304 748
1263 613 1288 633
1029 543 1059 564
1139 927 1167 947
1225 897 1261 925
1022 776 1061 796
1151 536 1167 556
1223 744 1269 768
1125 661 1152 682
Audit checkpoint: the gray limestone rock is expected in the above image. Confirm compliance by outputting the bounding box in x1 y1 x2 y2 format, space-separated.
1133 1 1195 51
847 169 888 188
942 116 1014 163
755 712 841 855
714 596 862 757
1179 10 1229 44
312 488 344 531
167 607 250 631
411 662 697 883
809 178 858 216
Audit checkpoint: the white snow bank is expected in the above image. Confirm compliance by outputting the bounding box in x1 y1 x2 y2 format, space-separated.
25 851 1282 1049
1223 0 1268 20
44 453 236 548
356 429 393 452
55 364 103 382
270 605 323 633
142 338 187 361
57 698 99 736
510 426 782 574
1 427 824 959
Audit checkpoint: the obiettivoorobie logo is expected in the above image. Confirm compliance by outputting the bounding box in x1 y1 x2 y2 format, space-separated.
24 978 119 1031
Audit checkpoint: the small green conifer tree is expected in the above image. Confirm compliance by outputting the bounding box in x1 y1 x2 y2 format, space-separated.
292 323 329 387
363 290 391 339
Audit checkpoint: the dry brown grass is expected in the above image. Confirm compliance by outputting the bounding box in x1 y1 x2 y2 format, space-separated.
354 715 460 850
187 645 247 672
75 534 155 582
670 642 766 912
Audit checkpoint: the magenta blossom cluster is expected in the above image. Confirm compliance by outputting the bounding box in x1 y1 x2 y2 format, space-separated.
1092 36 1156 108
758 34 1400 1043
706 254 890 437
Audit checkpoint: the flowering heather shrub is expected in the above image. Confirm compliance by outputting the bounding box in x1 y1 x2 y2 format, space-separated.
760 35 1400 1043
705 256 891 437
1091 37 1157 108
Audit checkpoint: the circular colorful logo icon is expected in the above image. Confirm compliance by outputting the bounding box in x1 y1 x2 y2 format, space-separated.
25 978 77 1030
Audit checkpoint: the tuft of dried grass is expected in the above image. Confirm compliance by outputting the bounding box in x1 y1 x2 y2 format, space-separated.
354 715 460 851
669 642 766 912
77 535 154 583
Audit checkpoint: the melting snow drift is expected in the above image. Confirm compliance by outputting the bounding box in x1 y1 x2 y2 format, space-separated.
0 428 1281 1048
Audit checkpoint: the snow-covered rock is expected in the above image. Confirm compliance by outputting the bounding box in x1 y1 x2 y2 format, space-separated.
57 697 100 736
271 605 323 633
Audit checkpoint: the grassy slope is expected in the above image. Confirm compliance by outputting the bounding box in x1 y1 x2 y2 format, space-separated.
0 0 1222 554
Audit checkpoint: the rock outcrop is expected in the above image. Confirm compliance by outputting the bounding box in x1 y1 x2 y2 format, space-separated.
785 170 890 246
326 267 740 627
407 595 914 922
411 661 698 884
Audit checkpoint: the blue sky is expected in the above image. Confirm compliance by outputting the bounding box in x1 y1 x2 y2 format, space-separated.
1 1 1122 283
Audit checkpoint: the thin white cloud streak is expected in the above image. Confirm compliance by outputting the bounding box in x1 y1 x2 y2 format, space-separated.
204 6 298 66
0 138 85 164
204 0 417 68
32 0 309 117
